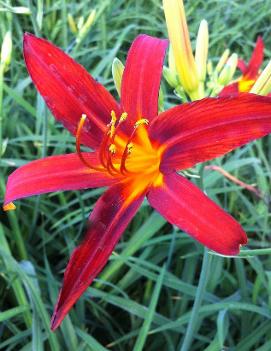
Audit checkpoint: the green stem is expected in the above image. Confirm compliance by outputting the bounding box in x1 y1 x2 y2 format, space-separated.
179 248 212 351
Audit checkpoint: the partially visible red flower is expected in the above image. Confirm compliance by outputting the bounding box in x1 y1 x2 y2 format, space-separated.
220 36 264 96
4 33 271 330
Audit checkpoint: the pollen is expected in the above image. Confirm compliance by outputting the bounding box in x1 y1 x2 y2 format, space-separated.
127 143 134 154
109 144 117 154
110 110 117 124
134 118 149 128
3 202 16 211
119 112 128 122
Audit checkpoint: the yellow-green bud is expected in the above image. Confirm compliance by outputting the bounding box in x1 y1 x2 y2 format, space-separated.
112 58 124 97
163 66 179 88
68 14 78 34
1 31 12 69
218 53 238 85
250 60 271 96
77 10 96 44
216 49 230 73
195 19 209 81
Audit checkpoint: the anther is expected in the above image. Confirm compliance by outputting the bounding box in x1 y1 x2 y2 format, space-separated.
127 143 133 154
3 202 16 212
109 144 117 154
110 110 117 124
119 112 128 122
134 118 149 128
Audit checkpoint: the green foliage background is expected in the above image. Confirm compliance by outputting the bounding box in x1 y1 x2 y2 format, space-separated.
0 0 271 350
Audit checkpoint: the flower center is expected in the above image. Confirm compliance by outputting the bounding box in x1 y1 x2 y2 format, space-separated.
76 111 161 180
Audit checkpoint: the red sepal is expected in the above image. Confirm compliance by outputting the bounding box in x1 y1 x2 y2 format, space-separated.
4 153 115 206
51 180 146 330
24 33 120 149
149 94 271 171
120 35 168 132
148 172 247 255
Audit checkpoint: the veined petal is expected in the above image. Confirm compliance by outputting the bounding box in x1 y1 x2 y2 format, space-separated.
120 35 168 131
24 33 120 149
244 36 264 80
148 173 247 255
50 180 147 330
149 94 271 171
4 153 115 207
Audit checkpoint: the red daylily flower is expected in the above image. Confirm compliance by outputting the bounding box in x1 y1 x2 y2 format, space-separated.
220 36 264 96
4 33 271 330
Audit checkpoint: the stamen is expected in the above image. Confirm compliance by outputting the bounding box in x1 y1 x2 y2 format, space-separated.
110 110 117 124
101 111 129 175
120 118 149 174
119 112 128 122
99 110 120 167
105 144 119 175
109 144 117 154
127 143 133 154
76 114 103 171
134 118 149 128
99 132 112 168
109 111 117 137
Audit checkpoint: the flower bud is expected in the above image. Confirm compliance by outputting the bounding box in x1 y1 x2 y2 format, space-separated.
76 10 96 44
163 66 179 88
250 60 271 96
112 58 124 97
1 31 12 69
215 49 230 73
163 0 200 99
195 19 209 81
218 53 238 85
68 14 78 34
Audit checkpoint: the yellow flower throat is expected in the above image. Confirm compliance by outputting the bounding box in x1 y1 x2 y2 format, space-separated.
76 111 163 186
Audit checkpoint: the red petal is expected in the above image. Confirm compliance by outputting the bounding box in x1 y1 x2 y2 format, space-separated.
149 94 271 171
218 82 239 97
120 35 168 131
4 153 115 206
244 36 264 80
237 59 247 73
50 180 147 330
147 173 247 255
24 33 120 149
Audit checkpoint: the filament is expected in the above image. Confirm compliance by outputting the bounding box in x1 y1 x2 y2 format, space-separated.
76 114 103 171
